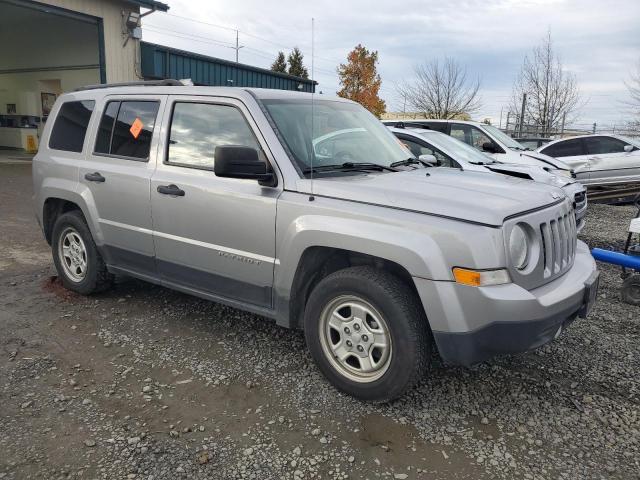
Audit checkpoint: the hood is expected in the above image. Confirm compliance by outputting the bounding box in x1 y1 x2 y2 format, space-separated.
295 168 565 226
517 150 571 171
485 163 575 188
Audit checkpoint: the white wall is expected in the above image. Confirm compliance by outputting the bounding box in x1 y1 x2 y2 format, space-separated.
0 69 100 116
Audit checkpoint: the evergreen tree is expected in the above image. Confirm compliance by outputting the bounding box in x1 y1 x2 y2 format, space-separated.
271 51 287 73
287 47 308 79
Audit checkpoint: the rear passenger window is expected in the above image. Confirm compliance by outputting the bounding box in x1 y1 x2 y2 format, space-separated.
166 102 263 169
49 101 95 152
94 100 159 160
542 138 584 157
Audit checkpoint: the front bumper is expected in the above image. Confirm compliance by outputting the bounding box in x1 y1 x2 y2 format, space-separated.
414 240 598 366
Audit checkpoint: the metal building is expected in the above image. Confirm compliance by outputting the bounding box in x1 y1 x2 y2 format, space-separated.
140 42 317 93
0 0 168 150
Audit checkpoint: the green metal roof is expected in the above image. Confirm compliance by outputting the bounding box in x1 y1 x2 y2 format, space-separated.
140 42 317 93
127 0 169 12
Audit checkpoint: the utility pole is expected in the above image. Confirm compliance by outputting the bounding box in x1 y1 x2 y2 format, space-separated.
518 93 527 138
560 112 566 136
499 107 503 129
592 122 596 134
234 30 244 63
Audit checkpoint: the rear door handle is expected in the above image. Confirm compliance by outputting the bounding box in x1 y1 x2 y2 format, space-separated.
84 172 105 183
157 184 185 196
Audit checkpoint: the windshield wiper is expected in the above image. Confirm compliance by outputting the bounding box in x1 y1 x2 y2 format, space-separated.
303 162 398 174
389 157 428 168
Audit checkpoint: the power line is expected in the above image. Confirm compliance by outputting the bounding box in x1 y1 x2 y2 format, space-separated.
147 14 346 66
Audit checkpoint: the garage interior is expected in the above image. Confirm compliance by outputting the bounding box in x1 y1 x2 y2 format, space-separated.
0 0 103 150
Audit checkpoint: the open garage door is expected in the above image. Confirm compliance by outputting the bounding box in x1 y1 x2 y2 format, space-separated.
0 0 105 149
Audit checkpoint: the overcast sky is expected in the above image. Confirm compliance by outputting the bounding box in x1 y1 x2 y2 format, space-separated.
143 0 640 130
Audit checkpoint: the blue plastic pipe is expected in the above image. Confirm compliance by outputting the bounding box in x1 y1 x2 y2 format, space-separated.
592 248 640 270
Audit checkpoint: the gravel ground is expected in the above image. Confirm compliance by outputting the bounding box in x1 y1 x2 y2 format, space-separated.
1 162 639 480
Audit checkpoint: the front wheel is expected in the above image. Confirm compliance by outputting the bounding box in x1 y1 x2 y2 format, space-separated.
304 266 431 401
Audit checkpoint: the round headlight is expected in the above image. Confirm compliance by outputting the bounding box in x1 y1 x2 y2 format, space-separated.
509 224 529 270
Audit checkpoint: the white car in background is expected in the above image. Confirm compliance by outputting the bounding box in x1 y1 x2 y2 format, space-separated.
383 119 574 177
389 127 588 231
537 134 640 187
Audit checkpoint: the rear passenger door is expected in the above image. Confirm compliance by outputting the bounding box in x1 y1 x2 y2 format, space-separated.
150 96 280 308
79 95 166 276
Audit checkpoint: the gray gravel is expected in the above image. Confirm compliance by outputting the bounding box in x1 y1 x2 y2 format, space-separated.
1 163 639 479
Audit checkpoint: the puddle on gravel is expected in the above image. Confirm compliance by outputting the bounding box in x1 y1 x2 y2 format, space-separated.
42 275 79 302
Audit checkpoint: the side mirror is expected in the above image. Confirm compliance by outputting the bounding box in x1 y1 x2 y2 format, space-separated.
481 141 497 153
419 154 438 166
624 144 633 153
214 145 276 186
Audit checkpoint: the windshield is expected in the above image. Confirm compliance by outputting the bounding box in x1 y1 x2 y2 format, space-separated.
415 130 496 165
617 135 640 148
482 124 528 150
261 98 411 175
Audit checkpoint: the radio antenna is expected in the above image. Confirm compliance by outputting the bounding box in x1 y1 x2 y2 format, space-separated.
308 17 315 201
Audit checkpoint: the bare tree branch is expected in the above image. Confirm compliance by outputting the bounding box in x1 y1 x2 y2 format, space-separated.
396 58 481 119
624 59 640 131
510 31 582 130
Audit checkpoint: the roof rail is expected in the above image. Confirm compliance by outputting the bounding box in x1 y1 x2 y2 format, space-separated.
74 79 184 92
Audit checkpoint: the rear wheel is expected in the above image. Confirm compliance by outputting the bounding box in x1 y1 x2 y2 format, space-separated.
51 211 113 294
304 266 431 401
621 273 640 306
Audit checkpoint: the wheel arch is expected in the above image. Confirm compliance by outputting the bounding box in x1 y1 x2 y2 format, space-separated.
279 246 425 331
41 189 100 246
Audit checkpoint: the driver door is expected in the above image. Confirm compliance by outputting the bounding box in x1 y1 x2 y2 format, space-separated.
150 96 280 308
584 136 640 185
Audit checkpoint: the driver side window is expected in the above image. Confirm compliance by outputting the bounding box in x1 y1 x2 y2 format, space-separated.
450 124 493 152
400 137 457 168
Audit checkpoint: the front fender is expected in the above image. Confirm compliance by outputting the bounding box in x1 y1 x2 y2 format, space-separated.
272 192 505 327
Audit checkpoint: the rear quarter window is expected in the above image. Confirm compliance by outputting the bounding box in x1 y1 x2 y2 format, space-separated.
48 100 95 153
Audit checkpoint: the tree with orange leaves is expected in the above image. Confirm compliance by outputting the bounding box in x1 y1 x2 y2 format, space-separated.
337 45 386 117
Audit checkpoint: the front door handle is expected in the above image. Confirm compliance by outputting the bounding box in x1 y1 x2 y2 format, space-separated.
157 184 185 196
84 172 105 183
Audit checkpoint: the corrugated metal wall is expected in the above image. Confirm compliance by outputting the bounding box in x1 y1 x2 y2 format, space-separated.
141 42 316 93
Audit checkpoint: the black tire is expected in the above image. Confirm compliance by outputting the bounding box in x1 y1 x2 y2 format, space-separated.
51 210 113 295
621 274 640 306
304 266 431 402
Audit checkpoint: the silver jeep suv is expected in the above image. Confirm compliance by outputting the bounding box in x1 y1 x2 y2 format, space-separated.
33 82 599 401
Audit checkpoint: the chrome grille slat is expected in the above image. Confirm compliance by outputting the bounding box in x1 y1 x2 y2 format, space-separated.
540 223 551 274
551 219 560 273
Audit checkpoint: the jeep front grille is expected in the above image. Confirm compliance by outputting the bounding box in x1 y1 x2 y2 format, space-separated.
504 199 577 290
540 212 577 278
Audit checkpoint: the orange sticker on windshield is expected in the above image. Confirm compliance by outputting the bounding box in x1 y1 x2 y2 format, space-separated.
130 118 143 139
